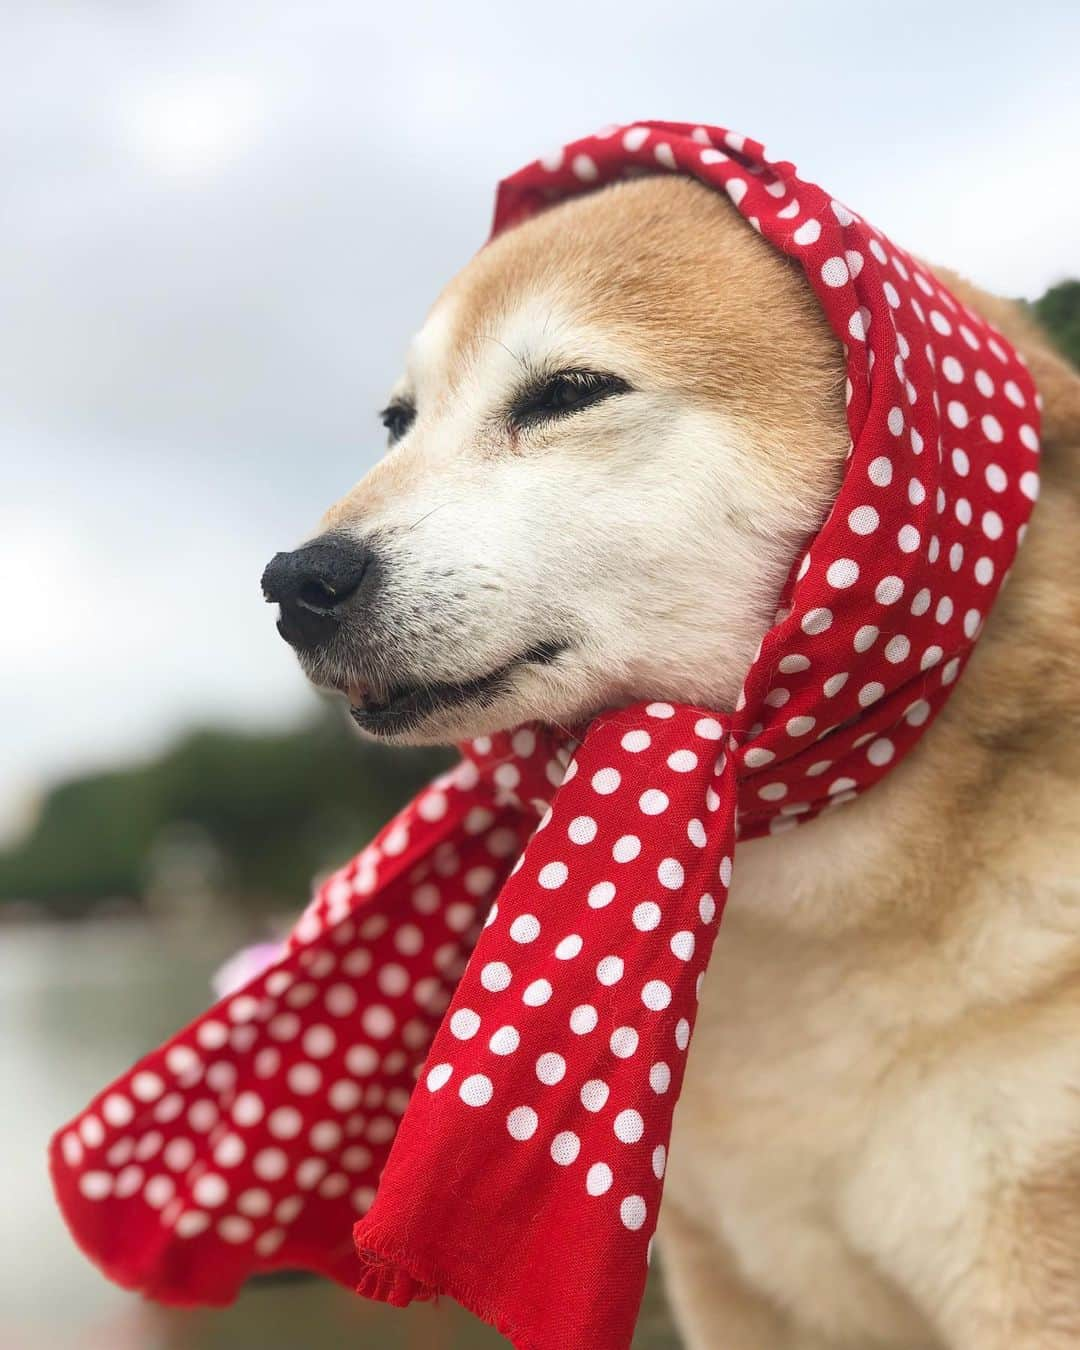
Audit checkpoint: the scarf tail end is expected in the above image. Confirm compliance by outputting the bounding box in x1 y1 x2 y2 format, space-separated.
354 1220 537 1349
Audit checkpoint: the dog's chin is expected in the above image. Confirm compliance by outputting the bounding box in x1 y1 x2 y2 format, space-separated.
314 639 577 747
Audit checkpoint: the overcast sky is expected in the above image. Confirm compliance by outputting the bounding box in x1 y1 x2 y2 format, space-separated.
3 0 1079 839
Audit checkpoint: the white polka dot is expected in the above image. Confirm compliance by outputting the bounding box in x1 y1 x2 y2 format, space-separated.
921 644 944 670
848 307 870 341
848 505 880 535
667 749 698 773
639 789 669 816
974 556 994 585
658 857 685 890
78 1171 113 1201
964 608 982 638
459 1074 493 1107
510 914 541 944
523 979 553 1006
854 624 879 653
268 1106 303 1140
610 1026 639 1058
687 818 707 847
642 980 672 1011
145 1175 176 1209
550 1131 581 1165
675 1018 691 1051
875 575 903 605
614 1109 644 1143
450 1008 481 1041
164 1138 194 1172
858 682 885 707
982 510 1004 540
743 746 775 768
591 767 621 795
826 558 860 589
1020 424 1039 451
588 881 616 909
253 1148 288 1181
621 729 651 752
821 256 849 287
507 1106 538 1141
567 815 598 845
758 782 787 801
196 1020 228 1051
650 1061 672 1094
489 1025 520 1056
101 1093 133 1129
884 635 911 664
867 738 895 766
176 1210 211 1238
481 960 513 992
360 1006 395 1040
538 862 568 890
596 956 624 986
620 1195 648 1231
587 1162 614 1196
426 1063 452 1092
801 607 833 635
536 1052 566 1085
699 893 717 923
612 835 641 863
793 219 821 245
868 456 893 487
570 1004 599 1035
898 524 921 553
193 1173 229 1208
580 1079 610 1113
571 154 597 182
1020 471 1039 501
694 717 725 740
131 1071 164 1103
942 355 964 383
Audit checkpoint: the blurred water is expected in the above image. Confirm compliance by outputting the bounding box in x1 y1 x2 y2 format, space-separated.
0 919 679 1349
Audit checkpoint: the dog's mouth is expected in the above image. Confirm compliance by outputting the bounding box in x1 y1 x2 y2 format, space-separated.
341 639 569 737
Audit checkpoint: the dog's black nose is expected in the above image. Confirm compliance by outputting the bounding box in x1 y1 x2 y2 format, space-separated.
261 534 373 652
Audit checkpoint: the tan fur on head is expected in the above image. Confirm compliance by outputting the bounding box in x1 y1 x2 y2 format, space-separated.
310 171 1080 1349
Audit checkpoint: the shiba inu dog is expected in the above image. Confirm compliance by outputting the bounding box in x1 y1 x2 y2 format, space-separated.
262 174 1080 1349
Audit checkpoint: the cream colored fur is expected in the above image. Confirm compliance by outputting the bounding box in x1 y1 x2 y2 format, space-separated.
313 175 1080 1349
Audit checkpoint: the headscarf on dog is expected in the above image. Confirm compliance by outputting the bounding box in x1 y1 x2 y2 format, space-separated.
50 122 1040 1349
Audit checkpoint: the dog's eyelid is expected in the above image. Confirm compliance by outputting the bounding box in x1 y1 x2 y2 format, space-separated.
507 368 631 429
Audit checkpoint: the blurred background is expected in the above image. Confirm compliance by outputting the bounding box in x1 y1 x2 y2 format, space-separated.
2 2 1078 1346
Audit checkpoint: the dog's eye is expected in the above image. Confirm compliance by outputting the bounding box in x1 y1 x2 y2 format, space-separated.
380 401 415 444
509 370 630 429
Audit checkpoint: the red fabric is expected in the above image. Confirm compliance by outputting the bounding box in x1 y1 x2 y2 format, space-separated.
50 121 1041 1349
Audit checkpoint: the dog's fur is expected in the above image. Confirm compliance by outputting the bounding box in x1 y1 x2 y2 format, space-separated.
311 176 1080 1348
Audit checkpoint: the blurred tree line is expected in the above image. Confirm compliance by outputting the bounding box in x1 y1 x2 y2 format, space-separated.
2 282 1076 919
1032 279 1080 368
0 703 451 917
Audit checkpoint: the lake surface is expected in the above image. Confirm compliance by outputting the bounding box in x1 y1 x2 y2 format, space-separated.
0 918 680 1349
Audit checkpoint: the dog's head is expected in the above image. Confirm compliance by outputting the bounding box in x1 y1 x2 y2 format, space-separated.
262 175 849 743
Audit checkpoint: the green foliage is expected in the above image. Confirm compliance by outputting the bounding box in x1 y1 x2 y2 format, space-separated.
0 704 451 916
1032 279 1080 369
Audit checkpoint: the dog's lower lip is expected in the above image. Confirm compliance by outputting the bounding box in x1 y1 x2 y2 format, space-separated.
346 639 569 735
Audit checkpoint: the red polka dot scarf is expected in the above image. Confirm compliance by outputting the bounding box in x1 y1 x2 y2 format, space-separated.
50 121 1041 1349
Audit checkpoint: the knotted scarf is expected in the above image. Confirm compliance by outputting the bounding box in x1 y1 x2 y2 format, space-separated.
49 121 1041 1349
